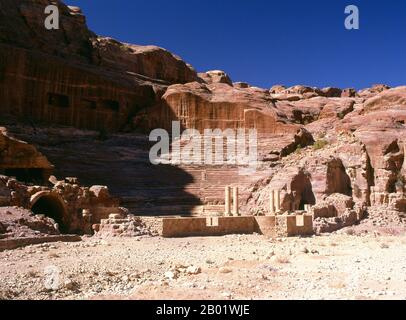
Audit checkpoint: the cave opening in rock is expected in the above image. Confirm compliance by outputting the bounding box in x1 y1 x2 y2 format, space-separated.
48 93 70 108
81 98 97 110
3 168 46 184
290 171 316 211
101 99 120 112
31 194 67 233
326 159 352 197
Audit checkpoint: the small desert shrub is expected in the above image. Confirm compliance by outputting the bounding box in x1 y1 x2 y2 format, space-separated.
295 144 303 154
345 228 356 236
313 139 329 150
27 270 38 278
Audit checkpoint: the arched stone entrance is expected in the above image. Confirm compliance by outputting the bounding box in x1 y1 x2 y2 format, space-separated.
30 192 68 233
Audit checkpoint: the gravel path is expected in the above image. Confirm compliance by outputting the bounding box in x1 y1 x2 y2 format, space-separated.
1 233 406 300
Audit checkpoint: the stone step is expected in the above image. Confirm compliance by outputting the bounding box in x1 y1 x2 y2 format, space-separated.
109 213 124 219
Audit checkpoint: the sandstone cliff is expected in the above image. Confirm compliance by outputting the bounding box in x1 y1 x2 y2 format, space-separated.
0 0 405 234
0 127 53 182
0 0 198 132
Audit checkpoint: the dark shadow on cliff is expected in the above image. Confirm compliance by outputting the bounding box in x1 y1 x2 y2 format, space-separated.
8 127 202 216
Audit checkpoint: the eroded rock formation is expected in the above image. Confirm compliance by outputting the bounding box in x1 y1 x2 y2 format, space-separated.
0 127 53 183
0 173 122 235
0 0 405 238
0 0 197 133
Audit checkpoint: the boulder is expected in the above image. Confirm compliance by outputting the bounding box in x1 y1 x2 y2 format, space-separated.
313 193 354 219
233 82 250 89
321 87 342 98
0 127 53 178
89 186 111 200
270 85 287 94
341 88 357 98
199 70 232 86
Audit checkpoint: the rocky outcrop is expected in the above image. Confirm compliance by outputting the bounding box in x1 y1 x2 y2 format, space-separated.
313 193 355 218
357 84 391 98
92 38 198 84
0 0 197 84
0 0 94 63
321 87 342 98
198 70 232 86
0 127 53 183
337 87 406 201
311 193 367 234
155 81 304 134
0 207 60 240
0 0 198 133
0 175 30 208
0 0 405 236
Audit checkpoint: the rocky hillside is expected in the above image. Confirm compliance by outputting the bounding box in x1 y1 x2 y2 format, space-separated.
0 0 405 233
0 0 197 83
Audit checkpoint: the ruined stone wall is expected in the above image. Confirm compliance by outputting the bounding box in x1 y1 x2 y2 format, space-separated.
0 175 122 235
161 216 256 237
276 214 314 237
157 214 313 238
34 181 121 234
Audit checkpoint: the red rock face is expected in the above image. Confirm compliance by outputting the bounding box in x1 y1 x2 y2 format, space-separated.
198 70 233 86
242 98 404 228
0 44 159 132
92 38 198 84
0 0 197 132
0 0 197 83
157 82 303 135
336 87 406 197
0 0 405 235
0 206 60 239
0 0 94 63
0 127 53 183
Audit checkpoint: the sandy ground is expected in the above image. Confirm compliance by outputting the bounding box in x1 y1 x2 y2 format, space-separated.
1 231 406 300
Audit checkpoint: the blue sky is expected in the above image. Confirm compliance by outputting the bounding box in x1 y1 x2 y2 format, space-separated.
66 0 406 89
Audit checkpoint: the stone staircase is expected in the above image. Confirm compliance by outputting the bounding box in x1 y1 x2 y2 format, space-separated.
93 213 151 237
12 130 275 217
120 165 267 216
